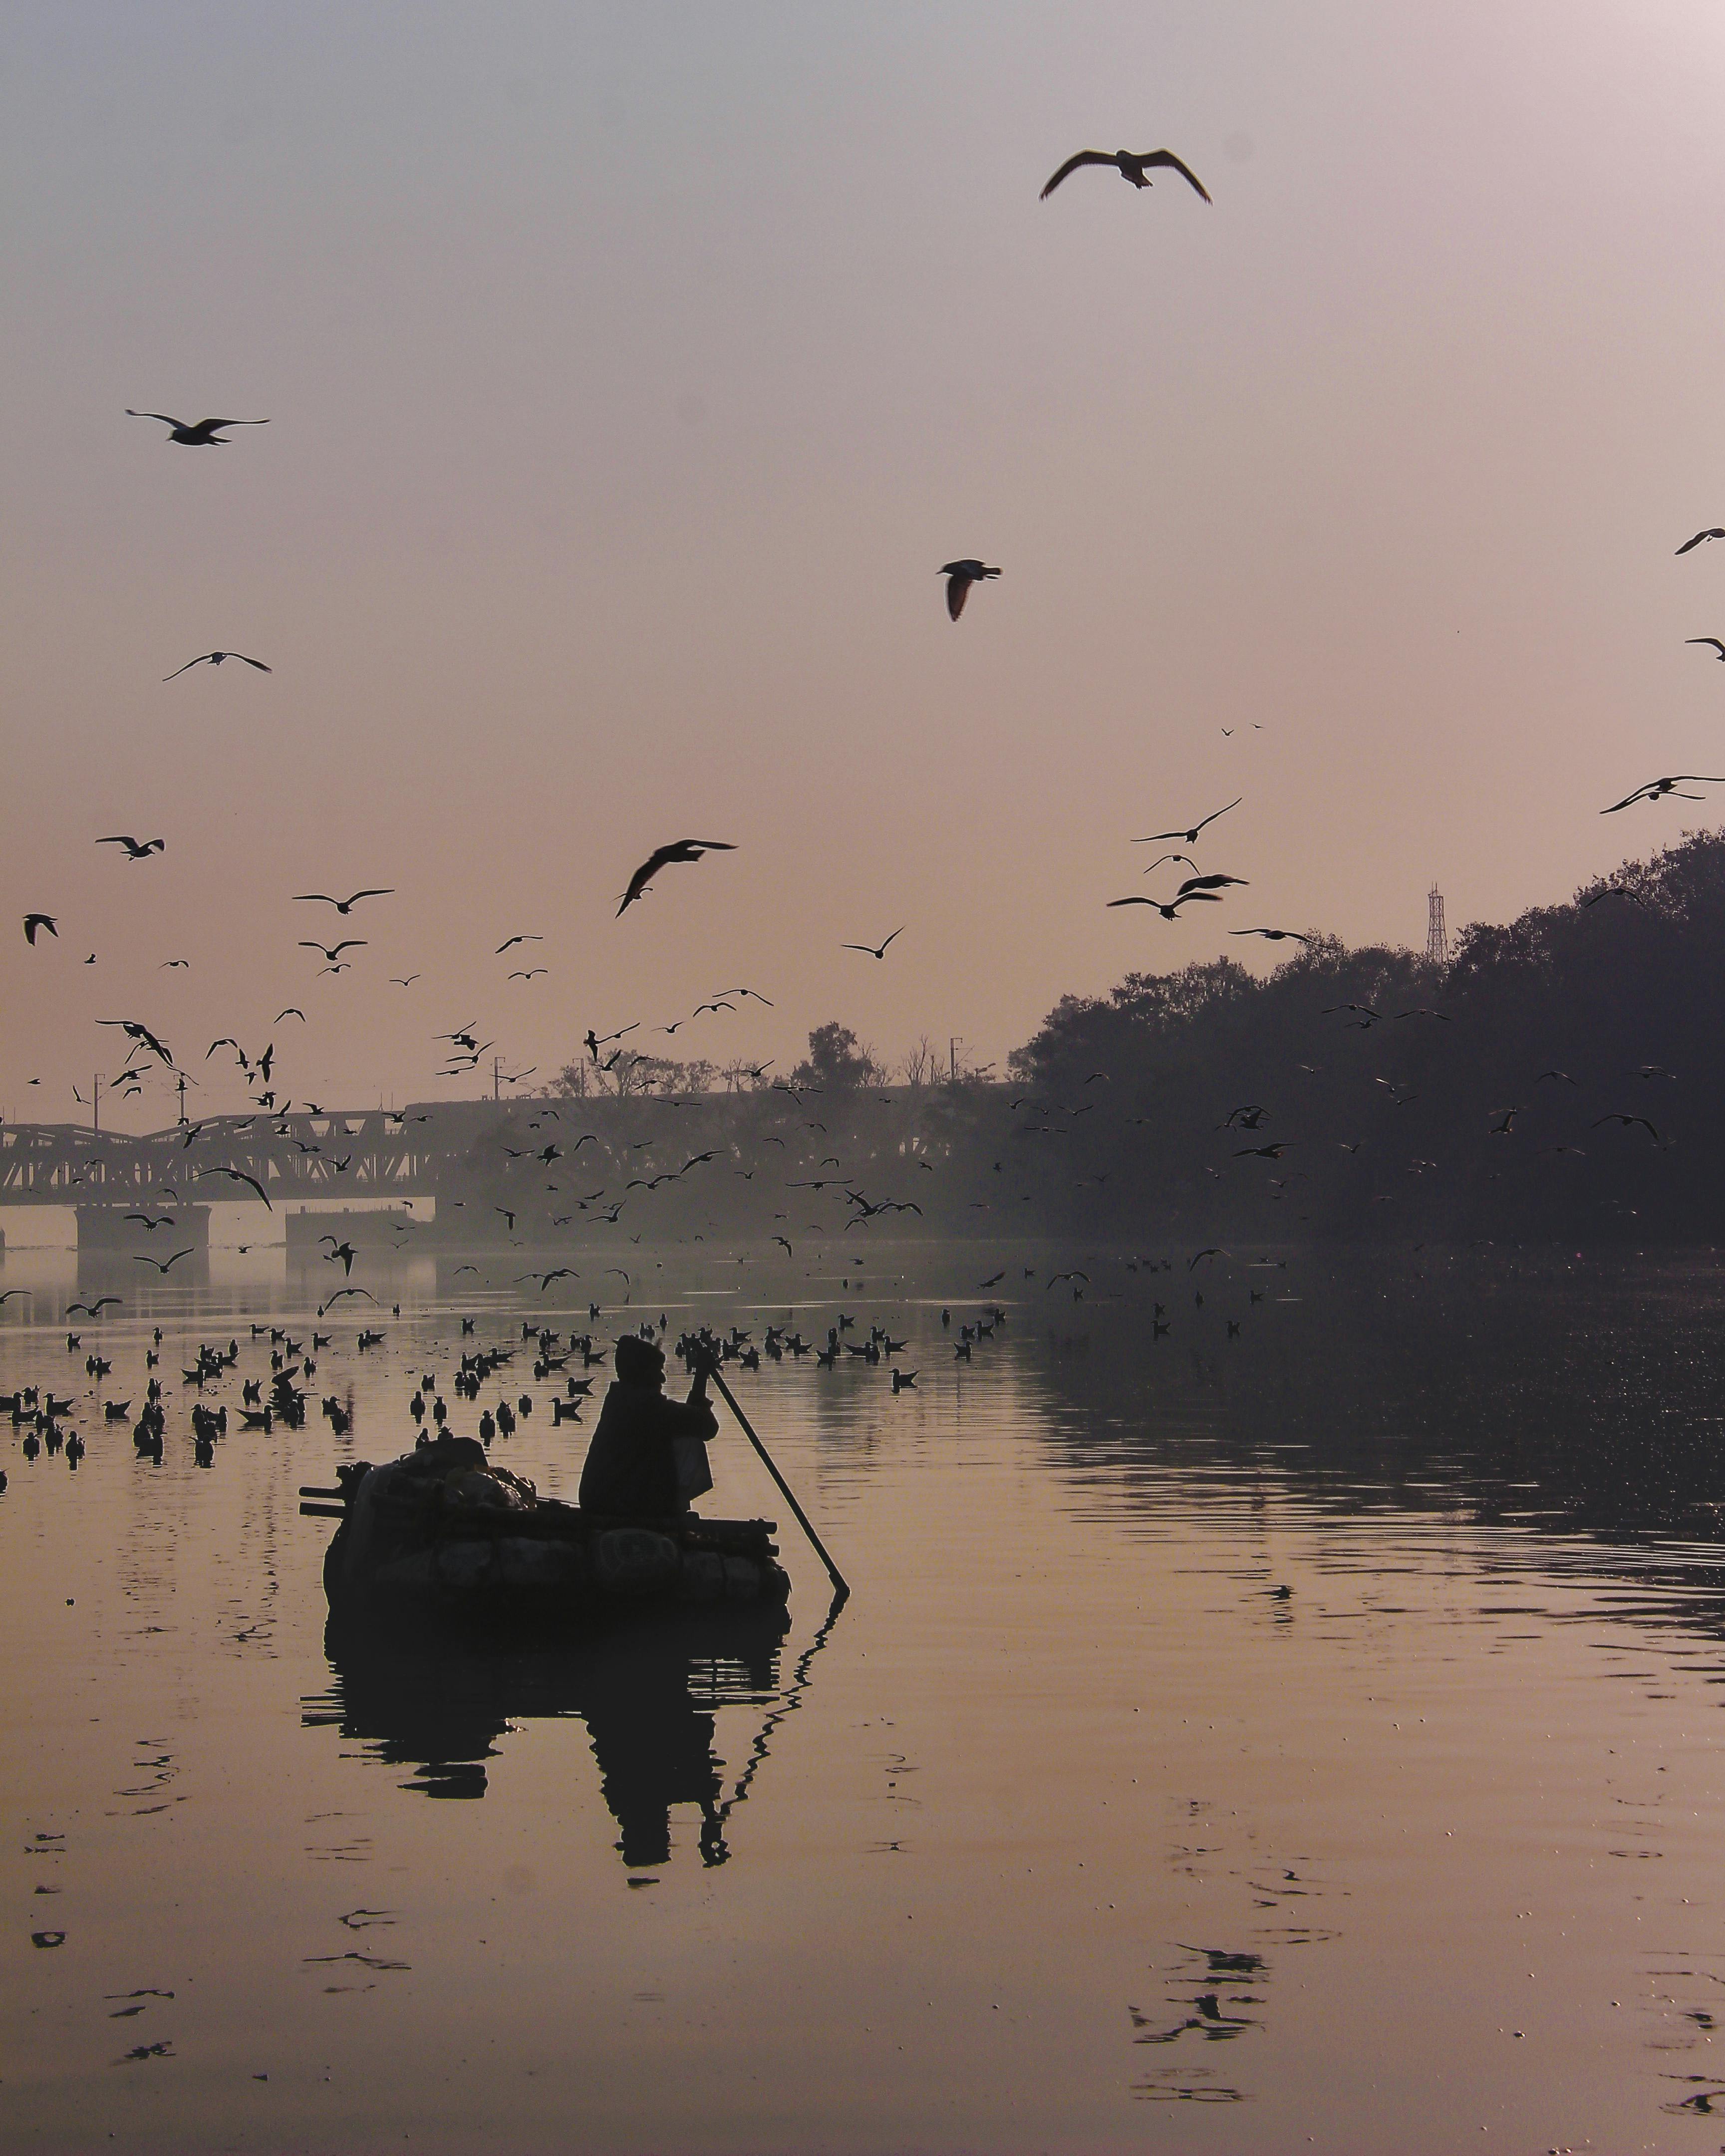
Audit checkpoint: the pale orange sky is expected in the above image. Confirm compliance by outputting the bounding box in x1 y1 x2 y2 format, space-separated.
6 1 1725 1128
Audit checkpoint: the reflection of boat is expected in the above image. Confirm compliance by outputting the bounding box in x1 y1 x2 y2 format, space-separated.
303 1437 791 1620
309 1604 788 1864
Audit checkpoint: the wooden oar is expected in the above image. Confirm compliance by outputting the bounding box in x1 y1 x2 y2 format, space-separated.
706 1362 850 1606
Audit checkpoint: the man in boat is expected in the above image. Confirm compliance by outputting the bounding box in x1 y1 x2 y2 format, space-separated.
577 1334 717 1517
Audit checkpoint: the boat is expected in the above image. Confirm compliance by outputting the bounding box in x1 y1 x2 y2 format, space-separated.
303 1433 791 1622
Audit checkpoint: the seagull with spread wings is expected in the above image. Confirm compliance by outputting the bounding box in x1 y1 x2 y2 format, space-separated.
99 835 165 860
1677 529 1725 554
842 927 905 960
164 652 271 680
617 839 736 916
1135 799 1242 845
294 889 392 914
1040 147 1211 202
299 939 367 963
23 913 56 945
1601 776 1725 813
126 411 269 446
1107 891 1223 922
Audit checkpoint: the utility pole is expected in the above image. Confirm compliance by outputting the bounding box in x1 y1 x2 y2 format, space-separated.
92 1073 101 1136
493 1056 501 1102
949 1037 961 1082
1426 882 1449 966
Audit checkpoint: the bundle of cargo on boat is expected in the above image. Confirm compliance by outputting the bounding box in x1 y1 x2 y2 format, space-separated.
303 1433 790 1618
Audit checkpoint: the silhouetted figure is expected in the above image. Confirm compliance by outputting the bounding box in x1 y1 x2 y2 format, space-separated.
577 1335 717 1517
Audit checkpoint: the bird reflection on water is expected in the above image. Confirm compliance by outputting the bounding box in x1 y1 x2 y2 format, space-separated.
308 1603 797 1868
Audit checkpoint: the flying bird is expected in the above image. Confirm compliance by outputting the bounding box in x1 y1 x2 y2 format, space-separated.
508 968 547 981
1601 776 1725 813
495 934 542 953
132 1248 195 1273
196 1166 273 1208
1230 928 1309 942
1039 147 1211 202
1676 530 1725 554
842 928 905 960
1135 799 1242 845
939 560 1000 621
1592 1112 1662 1141
163 652 271 680
23 914 56 945
275 1008 305 1023
1107 892 1222 921
98 835 165 860
299 939 366 962
126 411 269 446
1176 873 1248 894
617 839 736 916
293 890 392 914
1686 638 1725 662
97 1018 173 1064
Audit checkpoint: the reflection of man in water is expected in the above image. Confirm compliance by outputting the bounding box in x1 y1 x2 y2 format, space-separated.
583 1629 727 1867
577 1335 717 1517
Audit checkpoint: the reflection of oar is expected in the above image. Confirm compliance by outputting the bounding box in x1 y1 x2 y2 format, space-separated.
707 1362 850 1605
715 1588 846 1838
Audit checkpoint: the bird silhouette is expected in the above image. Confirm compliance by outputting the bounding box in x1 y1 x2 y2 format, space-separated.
98 835 165 860
196 1166 273 1208
1230 928 1309 942
132 1248 195 1273
1135 799 1242 844
1039 147 1211 202
939 560 1000 620
163 652 271 680
1687 638 1725 662
294 890 391 914
23 914 56 945
126 411 269 446
1107 892 1222 921
299 939 367 962
842 928 905 959
495 934 542 953
1592 1112 1662 1142
1676 529 1725 554
617 839 736 916
1602 776 1725 813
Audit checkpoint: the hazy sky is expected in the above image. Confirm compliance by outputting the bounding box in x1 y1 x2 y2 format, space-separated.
6 0 1725 1127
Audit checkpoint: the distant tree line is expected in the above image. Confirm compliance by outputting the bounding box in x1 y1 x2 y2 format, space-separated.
1004 830 1725 1244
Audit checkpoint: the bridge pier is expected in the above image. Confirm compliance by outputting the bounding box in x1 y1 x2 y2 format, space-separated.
76 1205 211 1258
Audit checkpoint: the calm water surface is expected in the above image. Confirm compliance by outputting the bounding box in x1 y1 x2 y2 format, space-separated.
4 1241 1725 2153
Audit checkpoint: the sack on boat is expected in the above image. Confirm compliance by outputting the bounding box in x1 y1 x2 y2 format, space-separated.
593 1528 680 1594
671 1433 713 1506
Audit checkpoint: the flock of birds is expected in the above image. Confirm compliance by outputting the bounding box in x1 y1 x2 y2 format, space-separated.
12 143 1234 1128
9 133 1721 1278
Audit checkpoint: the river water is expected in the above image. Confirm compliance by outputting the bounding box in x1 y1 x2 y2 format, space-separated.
3 1239 1725 2152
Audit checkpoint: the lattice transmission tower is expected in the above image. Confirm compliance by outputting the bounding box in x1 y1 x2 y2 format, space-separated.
1426 882 1449 966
